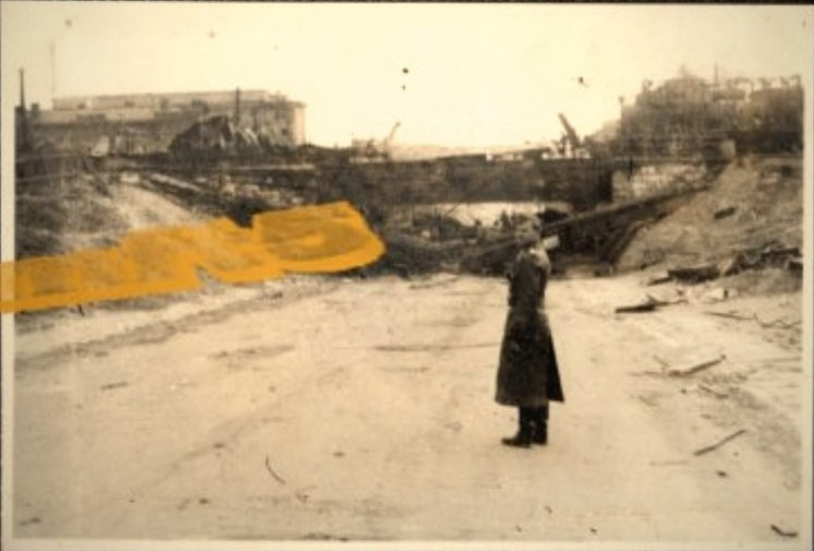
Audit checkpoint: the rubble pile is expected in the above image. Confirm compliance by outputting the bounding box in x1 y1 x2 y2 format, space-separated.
373 204 546 277
168 115 272 158
617 157 803 290
16 168 131 257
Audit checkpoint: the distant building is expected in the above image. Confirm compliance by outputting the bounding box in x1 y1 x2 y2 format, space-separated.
616 69 803 157
22 89 306 155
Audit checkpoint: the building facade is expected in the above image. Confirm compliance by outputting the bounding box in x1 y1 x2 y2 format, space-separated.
24 89 306 155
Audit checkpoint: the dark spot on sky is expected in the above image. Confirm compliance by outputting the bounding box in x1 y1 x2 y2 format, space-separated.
209 30 216 39
65 19 72 28
402 85 407 91
578 76 586 86
402 67 409 74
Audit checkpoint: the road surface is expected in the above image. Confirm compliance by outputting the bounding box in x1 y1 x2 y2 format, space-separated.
10 271 807 545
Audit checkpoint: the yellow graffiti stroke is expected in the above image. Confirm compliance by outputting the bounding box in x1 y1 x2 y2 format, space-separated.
0 201 385 314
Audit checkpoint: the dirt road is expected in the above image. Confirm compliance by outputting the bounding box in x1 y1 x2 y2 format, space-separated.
10 272 807 545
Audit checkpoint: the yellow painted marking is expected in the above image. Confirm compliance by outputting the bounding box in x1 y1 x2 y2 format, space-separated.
0 201 385 313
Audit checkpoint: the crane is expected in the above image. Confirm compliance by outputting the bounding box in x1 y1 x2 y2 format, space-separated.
557 113 581 155
384 122 401 146
380 122 401 159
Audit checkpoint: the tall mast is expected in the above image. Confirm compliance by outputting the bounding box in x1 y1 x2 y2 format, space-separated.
50 41 57 99
234 87 241 126
18 67 31 150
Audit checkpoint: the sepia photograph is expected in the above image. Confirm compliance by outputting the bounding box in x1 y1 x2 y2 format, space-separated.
1 2 812 550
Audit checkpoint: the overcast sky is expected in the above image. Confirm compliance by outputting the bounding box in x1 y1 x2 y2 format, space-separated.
2 2 812 148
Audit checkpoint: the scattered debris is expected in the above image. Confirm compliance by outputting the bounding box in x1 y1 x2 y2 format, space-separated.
100 381 129 391
19 516 41 527
713 206 736 219
651 242 802 288
693 428 747 456
645 273 672 286
409 276 461 290
770 524 798 538
754 313 801 329
706 310 801 329
636 393 660 407
615 294 686 314
668 354 726 377
705 310 753 321
702 287 736 302
698 384 729 399
668 263 720 283
615 301 659 314
264 456 286 485
295 486 316 504
647 293 687 306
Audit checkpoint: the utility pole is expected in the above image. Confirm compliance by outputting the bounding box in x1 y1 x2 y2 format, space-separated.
234 87 241 127
50 41 57 99
18 68 31 151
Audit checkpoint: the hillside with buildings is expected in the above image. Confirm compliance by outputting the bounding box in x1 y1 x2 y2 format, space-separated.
609 69 803 157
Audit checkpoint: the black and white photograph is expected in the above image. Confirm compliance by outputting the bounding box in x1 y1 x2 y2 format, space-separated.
1 2 812 549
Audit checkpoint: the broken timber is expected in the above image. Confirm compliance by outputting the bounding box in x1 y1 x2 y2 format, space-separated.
693 428 746 456
667 354 726 377
615 294 686 314
668 263 720 283
539 189 699 262
668 243 802 285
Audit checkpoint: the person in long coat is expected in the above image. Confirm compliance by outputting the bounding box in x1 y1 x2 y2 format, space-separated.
495 237 564 447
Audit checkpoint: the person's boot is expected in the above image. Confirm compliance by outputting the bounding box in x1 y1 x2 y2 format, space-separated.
501 425 533 448
532 406 548 445
532 421 548 445
503 408 534 448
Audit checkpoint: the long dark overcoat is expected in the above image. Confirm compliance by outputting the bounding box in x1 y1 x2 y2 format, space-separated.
495 246 564 407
